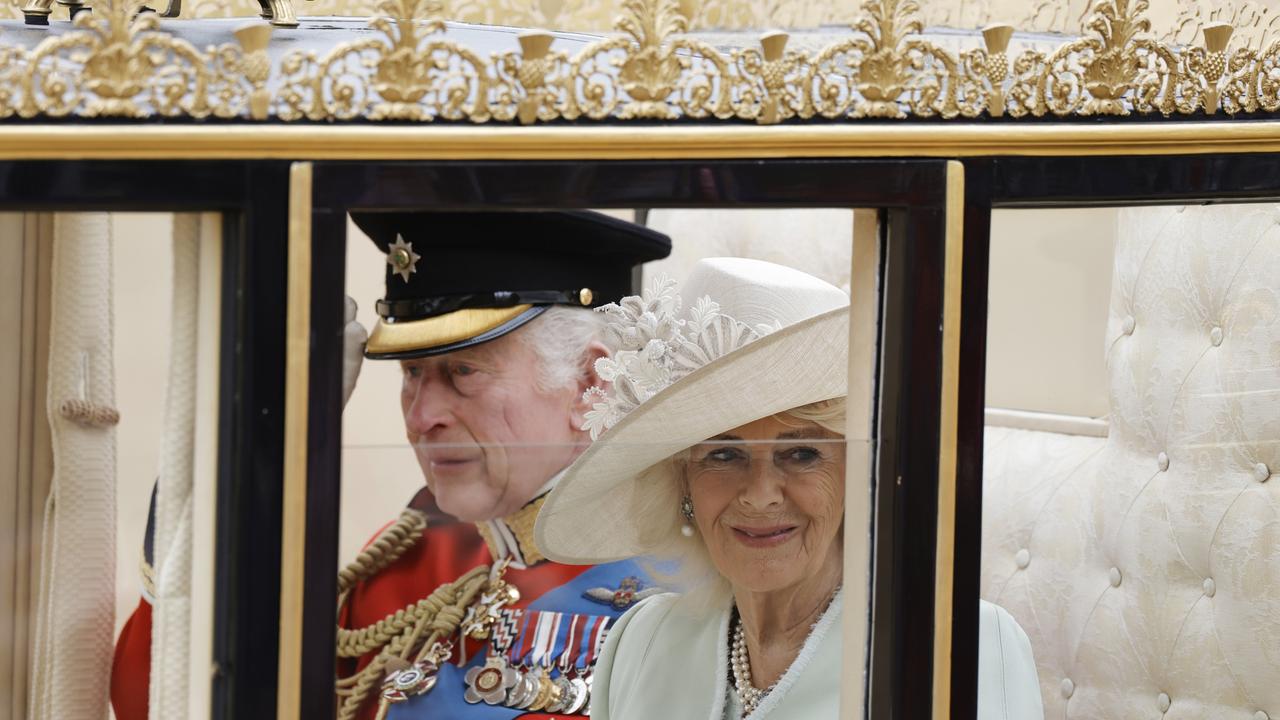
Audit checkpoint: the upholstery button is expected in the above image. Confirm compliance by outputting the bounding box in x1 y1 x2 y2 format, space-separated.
1256 463 1272 483
1158 692 1171 713
1060 678 1075 698
1015 548 1031 569
1158 452 1170 472
1109 567 1122 587
1255 711 1269 720
1122 315 1136 335
1210 326 1224 346
1204 578 1217 597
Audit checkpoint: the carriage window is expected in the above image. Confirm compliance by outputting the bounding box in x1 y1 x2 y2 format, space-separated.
1 211 224 720
334 207 876 720
980 203 1280 720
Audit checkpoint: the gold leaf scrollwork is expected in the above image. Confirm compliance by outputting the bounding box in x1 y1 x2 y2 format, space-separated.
1010 0 1176 117
802 0 985 120
852 0 919 118
0 35 27 118
276 0 492 121
1081 0 1149 115
16 0 1280 124
13 0 252 118
611 0 685 119
1250 34 1280 112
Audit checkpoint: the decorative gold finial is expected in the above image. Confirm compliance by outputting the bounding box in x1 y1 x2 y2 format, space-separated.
517 31 556 125
1200 22 1234 114
578 288 594 306
981 23 1014 116
234 23 274 120
757 31 792 125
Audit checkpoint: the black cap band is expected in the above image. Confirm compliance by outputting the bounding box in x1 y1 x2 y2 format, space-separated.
376 289 591 321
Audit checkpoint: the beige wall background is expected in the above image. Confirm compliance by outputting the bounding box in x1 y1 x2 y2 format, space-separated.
112 214 176 634
986 209 1115 419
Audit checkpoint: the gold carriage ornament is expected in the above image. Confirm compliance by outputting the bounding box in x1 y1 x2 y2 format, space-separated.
3 0 1280 121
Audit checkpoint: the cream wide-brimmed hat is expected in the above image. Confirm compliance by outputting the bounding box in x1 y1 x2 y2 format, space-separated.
534 257 850 565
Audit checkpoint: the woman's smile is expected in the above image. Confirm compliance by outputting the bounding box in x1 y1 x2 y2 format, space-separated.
730 524 799 548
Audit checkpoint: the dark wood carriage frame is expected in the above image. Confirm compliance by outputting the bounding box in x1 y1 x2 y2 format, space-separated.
5 149 1280 720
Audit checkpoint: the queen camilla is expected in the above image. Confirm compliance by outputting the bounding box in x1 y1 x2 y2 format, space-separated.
534 258 1043 719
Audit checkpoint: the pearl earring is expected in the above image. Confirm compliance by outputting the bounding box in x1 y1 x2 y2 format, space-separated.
680 496 695 537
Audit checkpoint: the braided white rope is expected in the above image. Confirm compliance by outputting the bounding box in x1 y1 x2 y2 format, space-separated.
31 213 117 720
149 214 200 720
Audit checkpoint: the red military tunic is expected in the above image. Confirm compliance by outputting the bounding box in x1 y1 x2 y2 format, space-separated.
338 488 654 720
111 488 652 720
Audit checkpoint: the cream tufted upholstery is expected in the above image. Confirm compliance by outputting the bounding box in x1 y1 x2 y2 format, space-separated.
982 204 1280 720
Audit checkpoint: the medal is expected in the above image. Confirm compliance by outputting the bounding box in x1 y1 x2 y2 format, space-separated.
464 590 522 706
461 559 520 641
507 666 540 709
380 642 452 703
463 654 518 705
565 673 591 714
529 670 561 712
546 674 575 713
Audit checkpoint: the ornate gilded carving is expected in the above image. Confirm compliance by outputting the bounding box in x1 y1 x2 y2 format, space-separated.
735 31 810 124
10 0 1280 122
276 0 498 121
971 23 1013 116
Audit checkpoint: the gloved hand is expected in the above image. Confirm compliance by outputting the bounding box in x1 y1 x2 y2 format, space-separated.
343 295 368 409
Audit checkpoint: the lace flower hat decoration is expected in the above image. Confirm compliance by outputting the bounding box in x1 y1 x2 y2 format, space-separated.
535 257 850 565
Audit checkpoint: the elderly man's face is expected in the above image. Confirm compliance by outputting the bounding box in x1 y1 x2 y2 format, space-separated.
399 328 594 521
686 414 845 594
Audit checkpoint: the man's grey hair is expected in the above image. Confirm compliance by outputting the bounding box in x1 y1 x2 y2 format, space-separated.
517 306 608 393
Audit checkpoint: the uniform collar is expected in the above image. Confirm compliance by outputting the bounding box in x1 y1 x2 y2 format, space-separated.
475 472 562 568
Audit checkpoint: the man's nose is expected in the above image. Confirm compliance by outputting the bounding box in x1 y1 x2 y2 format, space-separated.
739 458 785 510
404 380 455 435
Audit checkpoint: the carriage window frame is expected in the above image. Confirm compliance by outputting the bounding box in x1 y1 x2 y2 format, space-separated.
6 137 1280 720
287 158 963 720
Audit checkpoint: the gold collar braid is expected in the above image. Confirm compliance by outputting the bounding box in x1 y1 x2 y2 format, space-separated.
475 494 547 567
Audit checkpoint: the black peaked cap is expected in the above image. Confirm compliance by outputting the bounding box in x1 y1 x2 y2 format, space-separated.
352 210 672 359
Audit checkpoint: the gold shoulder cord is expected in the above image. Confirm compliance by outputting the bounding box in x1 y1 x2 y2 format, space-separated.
334 509 492 720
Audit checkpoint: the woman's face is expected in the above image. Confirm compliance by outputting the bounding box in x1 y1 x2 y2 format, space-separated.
686 413 845 594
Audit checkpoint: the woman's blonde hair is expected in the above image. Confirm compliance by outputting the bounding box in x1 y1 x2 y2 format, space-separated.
631 396 847 605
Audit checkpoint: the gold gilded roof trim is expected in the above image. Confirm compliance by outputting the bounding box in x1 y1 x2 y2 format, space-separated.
7 0 1280 50
5 0 1280 121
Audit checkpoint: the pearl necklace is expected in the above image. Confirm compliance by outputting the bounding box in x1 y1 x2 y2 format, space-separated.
729 587 841 718
730 612 770 717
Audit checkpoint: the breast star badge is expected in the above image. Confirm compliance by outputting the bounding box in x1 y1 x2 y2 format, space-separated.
386 235 421 283
380 641 452 704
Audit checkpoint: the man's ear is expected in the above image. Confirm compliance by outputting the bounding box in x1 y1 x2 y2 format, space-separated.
569 340 611 432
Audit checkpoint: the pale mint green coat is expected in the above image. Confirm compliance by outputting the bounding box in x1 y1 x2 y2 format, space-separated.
591 592 1043 720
